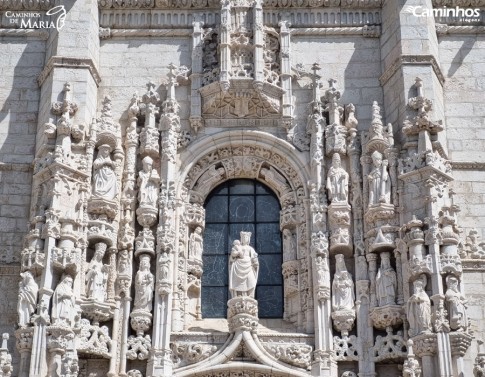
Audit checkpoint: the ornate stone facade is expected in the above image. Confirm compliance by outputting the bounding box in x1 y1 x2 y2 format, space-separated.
0 0 484 375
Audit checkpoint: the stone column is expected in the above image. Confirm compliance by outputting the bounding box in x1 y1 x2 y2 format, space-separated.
279 19 293 130
252 0 264 86
219 0 231 91
190 18 204 132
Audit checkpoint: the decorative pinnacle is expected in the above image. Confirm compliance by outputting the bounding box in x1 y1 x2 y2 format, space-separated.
312 62 321 75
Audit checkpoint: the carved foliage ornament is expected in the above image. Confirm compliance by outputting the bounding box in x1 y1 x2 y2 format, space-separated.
185 145 303 202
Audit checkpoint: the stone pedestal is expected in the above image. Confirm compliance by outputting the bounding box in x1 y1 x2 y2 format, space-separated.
227 297 259 333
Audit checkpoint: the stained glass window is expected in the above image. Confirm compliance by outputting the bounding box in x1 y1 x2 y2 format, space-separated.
202 179 283 318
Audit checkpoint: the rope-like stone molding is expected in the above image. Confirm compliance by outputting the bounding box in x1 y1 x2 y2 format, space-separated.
37 56 102 87
379 54 445 87
0 28 48 39
452 161 485 170
291 24 380 37
99 27 192 39
436 24 485 35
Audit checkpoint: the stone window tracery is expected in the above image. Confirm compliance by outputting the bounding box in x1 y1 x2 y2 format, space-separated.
202 179 283 318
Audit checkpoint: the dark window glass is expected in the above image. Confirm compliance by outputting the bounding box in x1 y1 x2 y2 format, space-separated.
202 179 283 318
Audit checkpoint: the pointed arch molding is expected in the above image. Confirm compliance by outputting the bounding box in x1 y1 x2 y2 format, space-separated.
174 330 310 377
179 130 311 206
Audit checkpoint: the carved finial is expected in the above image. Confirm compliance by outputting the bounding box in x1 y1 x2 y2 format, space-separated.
0 333 12 377
101 96 112 118
402 339 422 377
143 81 160 105
146 81 156 92
129 92 140 117
328 78 337 89
312 62 321 75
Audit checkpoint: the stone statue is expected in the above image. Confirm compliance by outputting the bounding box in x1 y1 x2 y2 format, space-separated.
316 256 330 286
18 271 38 327
376 252 397 306
134 255 154 312
189 226 203 260
92 144 118 200
327 153 349 203
445 275 468 331
282 229 296 261
138 156 160 208
407 275 432 337
159 252 170 281
332 254 355 311
229 232 259 298
85 243 108 301
52 274 75 326
368 150 391 205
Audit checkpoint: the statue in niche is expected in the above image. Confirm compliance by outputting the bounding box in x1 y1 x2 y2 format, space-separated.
138 156 160 208
52 274 75 326
229 232 259 298
118 249 131 276
134 255 154 312
368 150 391 206
92 144 118 200
316 256 330 286
445 275 468 331
159 252 170 281
326 153 349 203
18 271 38 327
407 275 432 337
85 243 108 301
332 254 355 311
189 226 203 260
376 251 397 306
260 167 291 196
282 229 296 260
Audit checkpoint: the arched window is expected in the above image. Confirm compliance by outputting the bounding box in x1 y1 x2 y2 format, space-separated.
202 179 283 318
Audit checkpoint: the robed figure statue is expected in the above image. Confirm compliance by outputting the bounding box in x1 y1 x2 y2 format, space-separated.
229 232 259 298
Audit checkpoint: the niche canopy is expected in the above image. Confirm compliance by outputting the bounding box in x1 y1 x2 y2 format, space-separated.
199 0 285 119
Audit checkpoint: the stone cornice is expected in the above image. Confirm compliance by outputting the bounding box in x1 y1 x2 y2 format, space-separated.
0 28 48 39
436 24 485 35
98 0 382 9
452 161 485 170
462 259 485 271
37 56 101 87
0 162 33 172
100 9 382 28
379 55 445 87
